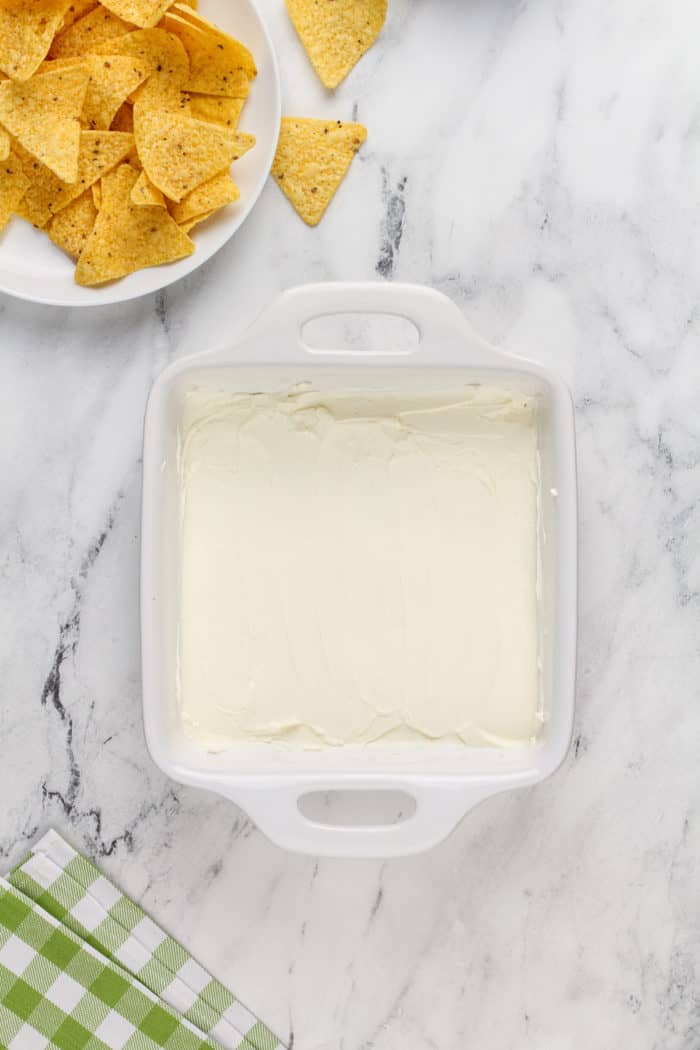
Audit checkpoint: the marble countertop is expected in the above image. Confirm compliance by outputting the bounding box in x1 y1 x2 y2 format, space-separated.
2 0 699 1047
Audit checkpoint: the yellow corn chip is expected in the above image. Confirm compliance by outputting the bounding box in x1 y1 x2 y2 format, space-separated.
285 0 386 89
0 127 10 161
161 13 256 96
82 53 148 128
92 28 189 108
0 0 72 80
188 92 246 128
271 117 366 226
75 162 194 284
169 170 239 223
178 0 197 8
99 0 172 28
134 102 254 201
18 129 133 226
60 0 99 32
110 100 133 131
50 4 132 59
47 188 97 255
0 65 90 181
0 150 30 231
178 207 214 234
92 180 101 207
130 168 164 206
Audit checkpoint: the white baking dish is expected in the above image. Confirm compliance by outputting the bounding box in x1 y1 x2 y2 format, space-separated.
141 283 577 857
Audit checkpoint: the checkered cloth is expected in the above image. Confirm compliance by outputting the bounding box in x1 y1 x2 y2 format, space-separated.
0 832 284 1050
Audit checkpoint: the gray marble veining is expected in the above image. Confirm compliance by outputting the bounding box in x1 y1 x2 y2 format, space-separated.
2 0 700 1047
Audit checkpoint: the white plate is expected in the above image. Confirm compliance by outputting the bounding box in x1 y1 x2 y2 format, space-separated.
0 0 281 307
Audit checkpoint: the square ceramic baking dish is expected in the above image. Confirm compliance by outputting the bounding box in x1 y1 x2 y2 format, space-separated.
141 282 577 857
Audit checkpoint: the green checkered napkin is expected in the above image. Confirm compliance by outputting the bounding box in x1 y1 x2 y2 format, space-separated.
0 832 284 1050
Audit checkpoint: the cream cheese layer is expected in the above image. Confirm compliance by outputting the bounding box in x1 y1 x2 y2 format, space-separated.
179 385 541 750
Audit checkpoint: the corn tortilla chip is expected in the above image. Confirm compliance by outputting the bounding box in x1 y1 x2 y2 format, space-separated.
0 150 30 231
178 207 214 233
99 0 172 28
18 129 133 226
60 0 99 32
75 162 194 284
134 102 254 201
285 0 386 89
169 170 239 223
82 53 148 128
161 13 256 95
130 168 164 205
0 65 90 181
92 180 101 207
50 4 132 59
0 127 10 161
188 92 246 128
271 117 366 226
48 187 97 255
0 0 72 80
92 28 189 107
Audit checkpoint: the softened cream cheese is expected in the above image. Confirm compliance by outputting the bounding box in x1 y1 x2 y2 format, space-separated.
179 385 541 750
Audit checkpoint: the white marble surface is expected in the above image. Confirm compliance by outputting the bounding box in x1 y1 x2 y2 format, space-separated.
1 0 700 1047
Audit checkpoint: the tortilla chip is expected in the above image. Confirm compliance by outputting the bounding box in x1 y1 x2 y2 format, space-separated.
60 0 99 32
82 53 149 128
285 0 386 88
50 4 132 59
110 100 133 131
47 187 97 255
0 127 10 161
130 167 164 205
178 207 214 234
75 162 194 284
188 92 246 128
169 170 239 223
99 0 172 28
161 13 256 96
92 28 189 107
271 117 366 226
0 0 72 80
134 102 254 201
0 65 90 181
0 150 30 231
18 129 133 226
92 180 101 207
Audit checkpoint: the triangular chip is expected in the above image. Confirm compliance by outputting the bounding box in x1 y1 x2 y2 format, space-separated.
0 127 10 161
130 168 164 205
47 187 97 255
59 0 99 32
92 180 101 208
75 162 194 284
92 28 189 108
134 102 254 201
18 129 133 226
188 92 246 128
169 170 239 224
285 0 386 89
178 207 214 234
161 13 255 96
82 53 149 128
50 4 132 59
99 0 172 28
0 0 72 80
271 117 366 226
0 150 30 231
0 65 90 181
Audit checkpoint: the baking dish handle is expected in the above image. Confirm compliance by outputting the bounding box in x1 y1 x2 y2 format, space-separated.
222 780 503 858
212 282 510 366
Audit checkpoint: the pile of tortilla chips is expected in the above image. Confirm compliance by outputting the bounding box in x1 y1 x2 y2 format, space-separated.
0 0 256 285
